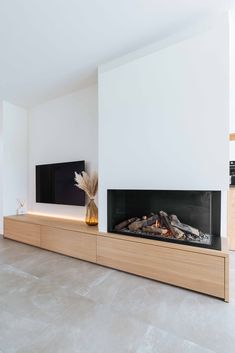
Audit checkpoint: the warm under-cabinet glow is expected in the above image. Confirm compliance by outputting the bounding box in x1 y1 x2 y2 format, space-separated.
28 211 84 222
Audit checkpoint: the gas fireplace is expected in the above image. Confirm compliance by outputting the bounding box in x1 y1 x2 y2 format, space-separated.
107 190 221 250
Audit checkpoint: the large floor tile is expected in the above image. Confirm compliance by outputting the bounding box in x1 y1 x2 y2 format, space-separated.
0 238 235 353
0 309 49 353
135 326 216 353
0 263 38 298
0 278 84 325
41 304 149 353
41 259 113 296
0 240 41 266
10 248 78 278
16 299 149 353
158 291 235 353
86 268 187 327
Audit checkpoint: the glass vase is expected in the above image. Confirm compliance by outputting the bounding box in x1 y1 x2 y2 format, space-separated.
85 198 98 226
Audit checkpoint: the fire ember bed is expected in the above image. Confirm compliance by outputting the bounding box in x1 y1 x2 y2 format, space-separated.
114 211 211 245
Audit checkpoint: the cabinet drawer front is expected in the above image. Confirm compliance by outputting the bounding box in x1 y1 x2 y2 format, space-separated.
41 226 96 262
97 237 225 299
4 219 40 246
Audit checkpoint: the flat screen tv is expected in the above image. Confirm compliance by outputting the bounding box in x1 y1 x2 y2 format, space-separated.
36 160 85 206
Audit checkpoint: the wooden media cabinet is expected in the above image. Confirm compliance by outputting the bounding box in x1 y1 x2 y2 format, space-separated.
3 214 229 301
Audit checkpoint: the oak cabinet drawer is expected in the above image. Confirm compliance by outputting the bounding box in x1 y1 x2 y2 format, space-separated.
41 226 96 262
97 236 225 299
4 219 40 246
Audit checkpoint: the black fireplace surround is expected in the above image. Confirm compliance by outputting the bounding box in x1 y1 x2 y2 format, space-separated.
107 190 221 250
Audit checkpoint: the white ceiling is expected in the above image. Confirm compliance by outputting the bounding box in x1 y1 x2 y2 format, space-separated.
0 0 229 107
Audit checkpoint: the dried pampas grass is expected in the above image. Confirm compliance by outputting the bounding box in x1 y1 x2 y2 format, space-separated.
74 171 98 199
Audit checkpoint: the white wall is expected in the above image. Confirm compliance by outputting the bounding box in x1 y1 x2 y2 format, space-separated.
230 10 235 132
229 142 235 161
2 102 28 217
0 102 28 232
0 102 3 232
28 84 98 220
230 10 235 161
98 18 229 234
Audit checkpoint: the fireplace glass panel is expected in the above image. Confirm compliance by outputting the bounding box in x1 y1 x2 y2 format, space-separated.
107 190 221 250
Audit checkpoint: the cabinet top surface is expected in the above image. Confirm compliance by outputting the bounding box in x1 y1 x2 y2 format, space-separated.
5 214 99 235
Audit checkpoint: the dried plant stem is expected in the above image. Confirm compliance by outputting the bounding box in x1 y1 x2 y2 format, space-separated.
74 171 98 199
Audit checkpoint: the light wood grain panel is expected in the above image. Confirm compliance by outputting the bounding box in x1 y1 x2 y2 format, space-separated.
6 214 99 235
230 133 235 141
41 226 97 262
224 256 230 302
97 236 225 299
4 219 40 246
228 189 235 250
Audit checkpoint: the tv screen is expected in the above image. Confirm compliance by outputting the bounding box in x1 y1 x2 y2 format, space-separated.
36 160 85 206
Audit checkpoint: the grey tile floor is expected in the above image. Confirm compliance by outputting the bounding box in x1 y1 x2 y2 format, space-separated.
0 236 235 353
